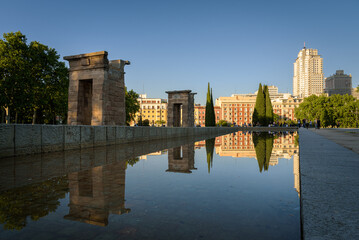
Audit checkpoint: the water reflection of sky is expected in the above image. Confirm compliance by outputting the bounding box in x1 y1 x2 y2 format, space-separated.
0 131 300 240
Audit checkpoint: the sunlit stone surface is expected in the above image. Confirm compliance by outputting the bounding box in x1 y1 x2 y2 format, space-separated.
64 51 129 126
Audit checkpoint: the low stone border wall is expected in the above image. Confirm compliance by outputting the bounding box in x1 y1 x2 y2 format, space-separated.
0 124 237 158
236 126 298 132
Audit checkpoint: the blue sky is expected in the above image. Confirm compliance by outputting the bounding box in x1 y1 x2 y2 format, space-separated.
1 0 358 104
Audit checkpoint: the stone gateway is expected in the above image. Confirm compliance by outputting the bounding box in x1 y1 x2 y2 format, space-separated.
166 90 196 127
64 51 130 126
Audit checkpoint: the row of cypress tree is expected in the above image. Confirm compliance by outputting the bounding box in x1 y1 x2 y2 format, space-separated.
252 83 274 126
205 82 216 126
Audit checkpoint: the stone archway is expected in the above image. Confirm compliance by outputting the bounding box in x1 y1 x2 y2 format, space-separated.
64 51 130 126
166 90 196 127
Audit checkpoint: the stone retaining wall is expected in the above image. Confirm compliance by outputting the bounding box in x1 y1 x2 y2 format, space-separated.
0 125 237 158
235 126 298 132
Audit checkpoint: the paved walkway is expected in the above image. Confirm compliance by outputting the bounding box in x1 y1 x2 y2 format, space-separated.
309 128 359 154
299 128 359 240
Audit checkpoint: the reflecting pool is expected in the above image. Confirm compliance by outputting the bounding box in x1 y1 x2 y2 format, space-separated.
0 131 300 240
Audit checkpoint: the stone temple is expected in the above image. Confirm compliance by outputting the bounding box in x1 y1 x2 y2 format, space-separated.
64 51 130 126
166 90 196 127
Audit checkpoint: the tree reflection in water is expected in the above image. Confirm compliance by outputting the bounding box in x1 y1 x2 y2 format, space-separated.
0 176 68 230
252 132 274 172
205 138 215 173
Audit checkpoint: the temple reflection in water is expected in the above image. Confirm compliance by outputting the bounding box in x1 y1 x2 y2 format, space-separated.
64 162 130 226
0 131 300 232
167 144 196 173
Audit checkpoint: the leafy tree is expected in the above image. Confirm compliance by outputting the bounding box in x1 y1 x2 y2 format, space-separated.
137 115 143 126
273 113 280 123
253 83 266 125
264 85 274 125
205 138 215 173
125 88 140 125
155 120 166 126
142 119 150 126
0 32 29 123
0 31 69 124
285 119 296 126
205 83 216 126
217 120 228 126
29 41 69 124
295 94 359 128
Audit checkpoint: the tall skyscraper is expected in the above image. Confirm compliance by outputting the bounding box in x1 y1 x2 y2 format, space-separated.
293 45 324 97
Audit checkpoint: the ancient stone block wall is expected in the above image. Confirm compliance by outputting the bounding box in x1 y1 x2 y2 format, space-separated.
64 51 129 126
166 90 196 127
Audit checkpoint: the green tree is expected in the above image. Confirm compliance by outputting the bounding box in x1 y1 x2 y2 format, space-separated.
294 94 359 128
142 119 150 126
0 31 68 124
205 138 215 173
155 120 166 126
253 83 266 125
205 83 216 126
0 32 32 123
217 120 228 127
264 85 274 125
210 88 216 124
125 88 140 125
137 115 143 126
28 41 69 124
273 113 280 123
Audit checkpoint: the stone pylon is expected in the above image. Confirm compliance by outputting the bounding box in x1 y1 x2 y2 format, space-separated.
166 90 196 127
64 51 130 126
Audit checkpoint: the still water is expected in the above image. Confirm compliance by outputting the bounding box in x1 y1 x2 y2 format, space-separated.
0 131 300 240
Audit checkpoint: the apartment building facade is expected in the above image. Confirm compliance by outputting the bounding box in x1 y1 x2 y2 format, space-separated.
194 104 222 127
215 91 303 126
134 94 168 126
